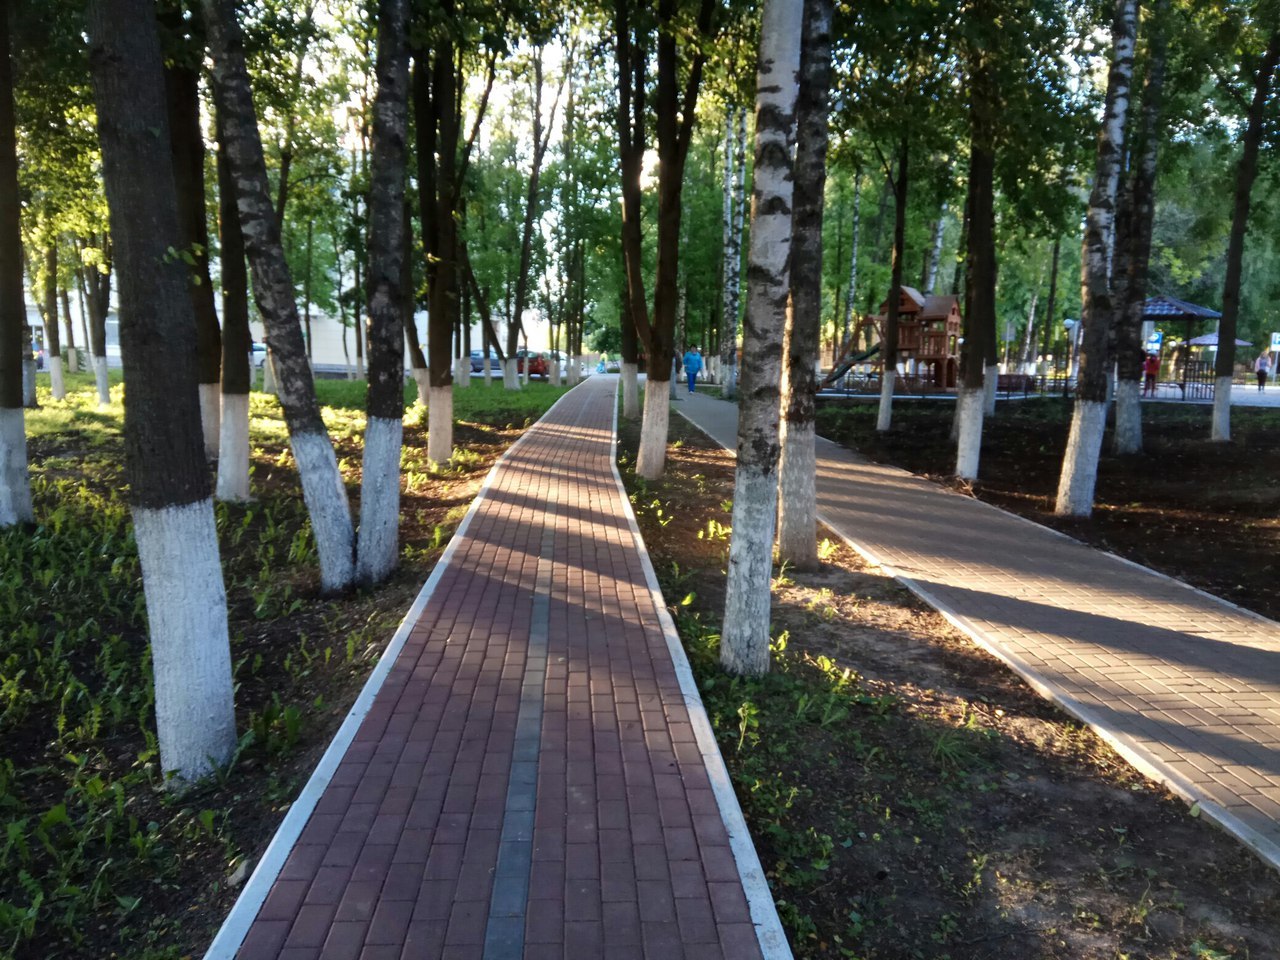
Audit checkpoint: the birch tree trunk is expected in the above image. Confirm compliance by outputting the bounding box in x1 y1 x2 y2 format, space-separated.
1114 0 1169 455
357 0 409 586
719 107 748 400
1055 0 1136 516
215 119 252 504
1211 28 1279 442
204 0 355 591
718 107 734 383
924 203 947 295
0 15 32 526
840 171 861 351
876 137 909 433
777 0 833 570
721 0 802 677
88 0 236 782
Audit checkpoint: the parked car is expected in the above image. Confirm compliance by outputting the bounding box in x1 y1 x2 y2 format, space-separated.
469 349 502 373
515 349 549 379
250 342 267 368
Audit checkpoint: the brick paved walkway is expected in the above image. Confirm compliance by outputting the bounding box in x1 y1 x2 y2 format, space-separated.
206 376 789 960
677 391 1280 872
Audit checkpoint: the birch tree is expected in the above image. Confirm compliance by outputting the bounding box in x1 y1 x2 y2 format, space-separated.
215 115 253 503
204 0 355 591
356 0 409 585
718 106 747 398
777 0 834 569
0 10 32 527
1055 0 1137 516
87 0 236 782
720 0 802 677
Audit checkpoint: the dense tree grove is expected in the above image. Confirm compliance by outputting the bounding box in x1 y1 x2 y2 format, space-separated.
5 0 1279 782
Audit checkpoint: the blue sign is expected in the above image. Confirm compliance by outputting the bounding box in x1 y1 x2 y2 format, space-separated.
1144 331 1164 351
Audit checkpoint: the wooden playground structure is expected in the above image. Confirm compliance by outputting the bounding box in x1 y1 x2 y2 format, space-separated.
824 286 963 390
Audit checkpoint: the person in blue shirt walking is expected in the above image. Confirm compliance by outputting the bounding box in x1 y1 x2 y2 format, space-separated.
682 346 703 393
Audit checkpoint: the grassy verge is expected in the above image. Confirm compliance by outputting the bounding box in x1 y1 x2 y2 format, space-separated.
618 410 1279 960
4 373 568 959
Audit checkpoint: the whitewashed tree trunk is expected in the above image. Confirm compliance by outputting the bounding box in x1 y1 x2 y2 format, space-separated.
503 356 519 390
1055 0 1136 517
876 368 895 431
721 0 802 677
1113 378 1142 454
1055 400 1108 515
621 362 639 418
411 367 430 405
356 416 402 584
215 392 251 502
0 409 32 526
453 355 470 388
133 500 237 780
21 355 34 407
199 382 220 459
983 362 999 415
637 377 672 478
840 174 861 346
566 354 580 386
954 387 985 480
48 356 66 400
66 347 79 373
427 384 452 464
1211 378 1233 441
719 106 748 401
93 355 110 405
483 360 493 387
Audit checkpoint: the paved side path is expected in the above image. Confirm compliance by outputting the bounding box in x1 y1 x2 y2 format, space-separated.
206 376 788 960
677 391 1280 870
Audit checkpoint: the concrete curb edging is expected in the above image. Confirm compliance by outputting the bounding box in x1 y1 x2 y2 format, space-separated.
678 404 1280 875
611 388 794 960
203 384 585 960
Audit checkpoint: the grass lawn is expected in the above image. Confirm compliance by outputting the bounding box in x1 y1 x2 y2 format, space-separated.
3 371 568 959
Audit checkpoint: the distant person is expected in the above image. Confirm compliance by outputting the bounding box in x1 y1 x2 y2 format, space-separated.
1142 353 1160 397
1256 351 1271 392
597 352 607 374
683 346 703 393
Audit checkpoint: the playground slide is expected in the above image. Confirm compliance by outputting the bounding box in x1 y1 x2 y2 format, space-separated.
821 342 880 387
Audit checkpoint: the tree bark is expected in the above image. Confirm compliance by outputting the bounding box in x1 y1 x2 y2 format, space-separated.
875 136 909 433
777 0 833 569
721 0 802 678
719 106 748 399
88 0 236 782
0 11 32 525
216 114 252 503
356 0 409 585
79 239 113 405
840 169 861 351
924 203 947 295
1114 0 1169 454
1055 0 1137 516
42 248 65 400
60 287 78 373
204 0 355 590
165 58 223 458
1211 28 1279 442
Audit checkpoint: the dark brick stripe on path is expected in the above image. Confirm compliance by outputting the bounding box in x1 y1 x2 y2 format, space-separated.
676 390 1280 872
205 376 787 960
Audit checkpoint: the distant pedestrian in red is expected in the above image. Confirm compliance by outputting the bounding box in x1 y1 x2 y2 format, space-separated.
1142 353 1160 397
1255 351 1271 392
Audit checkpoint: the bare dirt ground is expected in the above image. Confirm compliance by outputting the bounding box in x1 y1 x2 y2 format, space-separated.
619 411 1280 960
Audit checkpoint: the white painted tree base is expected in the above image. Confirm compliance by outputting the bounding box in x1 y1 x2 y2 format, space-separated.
876 369 896 432
49 356 66 400
776 417 817 567
289 431 355 592
483 364 493 387
1055 399 1108 517
356 416 403 585
1113 378 1143 454
0 408 33 526
503 359 520 391
22 357 36 407
621 363 639 418
93 356 110 406
411 368 430 406
354 358 365 382
954 387 985 480
1211 377 1233 442
722 363 738 399
721 463 778 676
428 385 453 465
453 357 470 389
132 498 236 783
566 355 580 387
66 348 79 374
636 378 671 479
216 393 252 503
983 364 999 416
199 383 221 460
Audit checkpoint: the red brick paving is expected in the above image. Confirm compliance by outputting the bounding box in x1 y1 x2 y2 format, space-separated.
214 378 776 959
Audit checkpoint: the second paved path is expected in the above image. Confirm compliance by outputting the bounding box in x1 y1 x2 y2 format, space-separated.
677 391 1280 871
